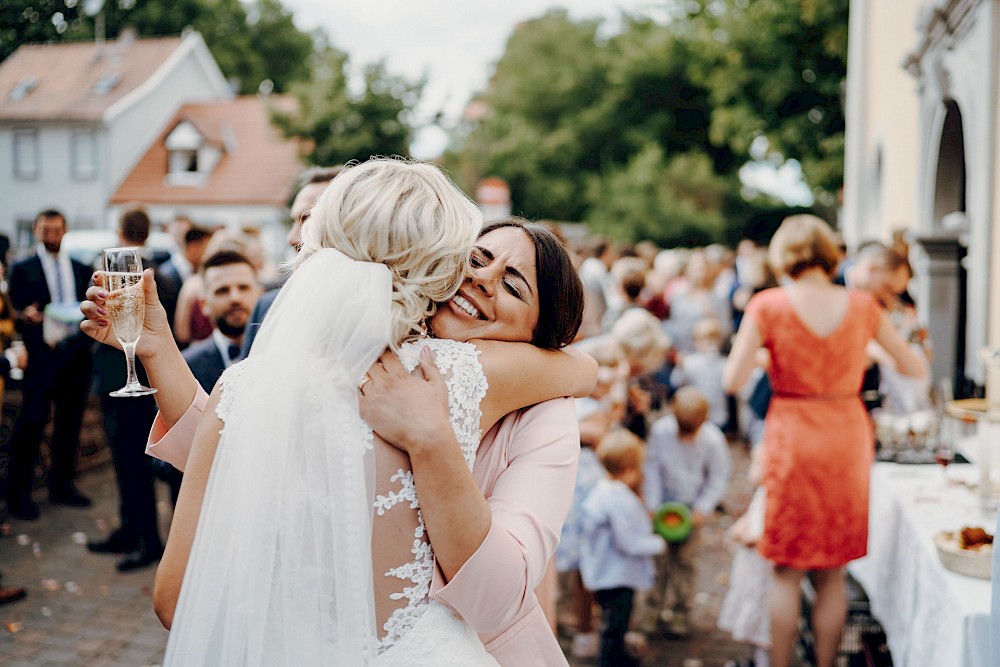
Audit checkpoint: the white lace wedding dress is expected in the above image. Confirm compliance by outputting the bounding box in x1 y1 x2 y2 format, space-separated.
162 249 497 666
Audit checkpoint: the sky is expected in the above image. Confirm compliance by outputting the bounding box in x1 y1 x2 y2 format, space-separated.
280 1 813 206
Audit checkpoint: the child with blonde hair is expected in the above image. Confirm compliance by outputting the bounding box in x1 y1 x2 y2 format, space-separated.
558 338 629 657
581 429 666 666
644 387 731 637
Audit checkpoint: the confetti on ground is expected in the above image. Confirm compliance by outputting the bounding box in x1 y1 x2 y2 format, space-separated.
71 532 88 545
693 592 710 605
64 582 81 595
99 585 110 597
0 523 11 536
16 533 30 546
41 579 60 591
32 542 42 558
5 622 23 634
95 518 108 531
40 606 52 617
682 659 704 667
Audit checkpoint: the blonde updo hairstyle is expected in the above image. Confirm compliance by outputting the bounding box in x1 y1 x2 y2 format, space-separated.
289 158 482 348
767 214 841 279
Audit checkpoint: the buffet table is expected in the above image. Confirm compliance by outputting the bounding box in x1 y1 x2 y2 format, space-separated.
847 462 993 667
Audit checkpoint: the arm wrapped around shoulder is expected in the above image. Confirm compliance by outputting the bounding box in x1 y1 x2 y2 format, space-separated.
431 398 580 633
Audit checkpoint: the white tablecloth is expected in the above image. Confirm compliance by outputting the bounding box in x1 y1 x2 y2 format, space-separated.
848 463 993 667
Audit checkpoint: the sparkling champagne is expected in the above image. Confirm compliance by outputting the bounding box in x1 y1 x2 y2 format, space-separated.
105 272 144 345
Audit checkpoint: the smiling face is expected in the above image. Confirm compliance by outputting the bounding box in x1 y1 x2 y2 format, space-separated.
429 226 540 343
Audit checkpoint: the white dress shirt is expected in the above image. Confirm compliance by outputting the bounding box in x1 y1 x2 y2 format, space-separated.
36 243 77 304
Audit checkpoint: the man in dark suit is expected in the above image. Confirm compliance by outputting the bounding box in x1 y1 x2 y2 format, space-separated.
183 250 260 392
154 224 212 336
88 207 166 571
5 209 94 520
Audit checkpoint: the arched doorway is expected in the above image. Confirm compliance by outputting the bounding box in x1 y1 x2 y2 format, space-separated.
918 100 972 398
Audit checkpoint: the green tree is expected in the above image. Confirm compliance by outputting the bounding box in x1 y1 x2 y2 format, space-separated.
679 0 849 203
271 48 421 165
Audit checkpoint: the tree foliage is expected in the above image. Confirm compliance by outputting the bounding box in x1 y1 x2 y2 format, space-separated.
271 49 421 165
449 0 848 242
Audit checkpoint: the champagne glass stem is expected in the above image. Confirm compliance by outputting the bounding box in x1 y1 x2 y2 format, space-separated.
123 341 140 389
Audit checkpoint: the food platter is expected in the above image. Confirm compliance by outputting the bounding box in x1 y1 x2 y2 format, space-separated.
934 529 993 580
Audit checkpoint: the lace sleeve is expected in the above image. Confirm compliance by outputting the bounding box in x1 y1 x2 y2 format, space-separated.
214 359 250 427
397 338 488 470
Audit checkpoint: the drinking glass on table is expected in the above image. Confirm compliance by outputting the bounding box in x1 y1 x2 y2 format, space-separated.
102 247 156 397
934 441 956 487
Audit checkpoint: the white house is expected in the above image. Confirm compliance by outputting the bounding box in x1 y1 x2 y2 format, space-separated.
843 0 1000 399
0 29 232 247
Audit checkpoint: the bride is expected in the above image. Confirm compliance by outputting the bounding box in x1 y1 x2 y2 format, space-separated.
85 158 594 664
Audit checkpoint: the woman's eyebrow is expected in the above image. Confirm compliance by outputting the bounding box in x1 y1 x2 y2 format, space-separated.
476 245 534 295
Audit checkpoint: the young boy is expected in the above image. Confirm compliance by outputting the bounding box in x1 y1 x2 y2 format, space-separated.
580 429 666 666
643 386 731 637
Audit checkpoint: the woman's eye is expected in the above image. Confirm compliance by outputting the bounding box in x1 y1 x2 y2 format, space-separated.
470 254 486 268
503 280 522 299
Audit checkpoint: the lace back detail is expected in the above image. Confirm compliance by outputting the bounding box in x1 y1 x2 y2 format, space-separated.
214 359 250 428
373 338 488 651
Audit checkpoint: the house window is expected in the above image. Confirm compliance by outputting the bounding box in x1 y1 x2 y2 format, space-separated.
71 130 97 180
13 129 38 180
169 149 199 174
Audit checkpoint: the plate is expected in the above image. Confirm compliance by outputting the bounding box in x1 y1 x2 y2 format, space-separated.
934 531 993 579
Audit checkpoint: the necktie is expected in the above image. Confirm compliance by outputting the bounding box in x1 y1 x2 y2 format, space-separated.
227 344 241 361
53 256 65 303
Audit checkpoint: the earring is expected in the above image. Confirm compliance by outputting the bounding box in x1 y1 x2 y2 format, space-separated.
419 320 429 337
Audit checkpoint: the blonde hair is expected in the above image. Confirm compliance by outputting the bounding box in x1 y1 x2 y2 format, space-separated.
673 386 709 436
610 308 670 375
289 158 482 348
692 317 723 345
597 428 645 476
767 214 840 279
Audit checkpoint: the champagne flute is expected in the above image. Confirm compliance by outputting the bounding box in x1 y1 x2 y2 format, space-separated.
103 248 156 397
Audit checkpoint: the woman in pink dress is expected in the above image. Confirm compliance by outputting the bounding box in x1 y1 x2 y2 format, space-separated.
723 215 924 667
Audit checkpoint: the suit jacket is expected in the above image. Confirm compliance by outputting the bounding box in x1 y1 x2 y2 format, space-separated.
9 253 93 359
182 336 227 393
239 287 279 359
154 258 185 332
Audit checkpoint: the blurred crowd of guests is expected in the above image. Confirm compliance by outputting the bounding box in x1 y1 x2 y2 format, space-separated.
556 221 931 666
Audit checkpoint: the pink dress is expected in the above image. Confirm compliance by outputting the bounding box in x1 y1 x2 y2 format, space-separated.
743 288 881 570
148 393 578 666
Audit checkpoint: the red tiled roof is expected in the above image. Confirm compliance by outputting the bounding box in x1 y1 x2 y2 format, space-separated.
0 35 185 121
111 96 304 206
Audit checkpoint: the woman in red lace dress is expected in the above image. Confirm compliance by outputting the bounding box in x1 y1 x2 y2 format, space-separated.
723 215 925 667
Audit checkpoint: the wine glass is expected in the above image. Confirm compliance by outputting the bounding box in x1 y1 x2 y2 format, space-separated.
935 442 956 487
103 248 156 397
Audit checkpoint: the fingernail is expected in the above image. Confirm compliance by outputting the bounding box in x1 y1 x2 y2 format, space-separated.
97 307 108 316
98 320 108 327
97 290 107 299
420 346 432 358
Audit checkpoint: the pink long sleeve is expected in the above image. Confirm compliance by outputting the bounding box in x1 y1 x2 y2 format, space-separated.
431 398 580 637
144 387 209 472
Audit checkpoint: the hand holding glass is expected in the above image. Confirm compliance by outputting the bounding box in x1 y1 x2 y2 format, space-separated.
103 248 156 397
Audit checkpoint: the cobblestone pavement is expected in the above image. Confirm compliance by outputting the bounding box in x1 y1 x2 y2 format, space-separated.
0 465 171 667
1 439 762 667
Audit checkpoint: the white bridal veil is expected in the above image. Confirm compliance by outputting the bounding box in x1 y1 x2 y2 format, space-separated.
165 249 392 665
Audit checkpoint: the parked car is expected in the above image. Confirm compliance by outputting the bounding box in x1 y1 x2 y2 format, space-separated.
58 230 176 269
